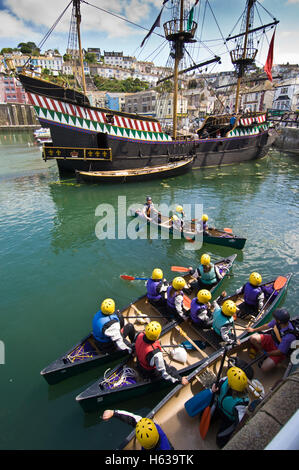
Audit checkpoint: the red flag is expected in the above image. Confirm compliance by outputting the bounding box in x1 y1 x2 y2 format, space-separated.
264 30 276 81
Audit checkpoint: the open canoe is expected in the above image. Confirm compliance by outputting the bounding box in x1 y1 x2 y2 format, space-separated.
131 209 246 250
119 336 294 450
186 273 293 352
41 255 236 385
75 157 194 184
75 256 237 411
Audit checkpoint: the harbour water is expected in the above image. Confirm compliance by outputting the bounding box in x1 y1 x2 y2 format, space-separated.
0 130 298 450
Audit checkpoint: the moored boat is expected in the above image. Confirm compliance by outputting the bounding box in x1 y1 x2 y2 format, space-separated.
40 255 235 385
75 157 194 184
15 1 279 175
131 209 246 249
119 336 294 450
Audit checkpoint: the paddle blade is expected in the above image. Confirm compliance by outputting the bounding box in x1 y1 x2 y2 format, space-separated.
273 276 287 291
171 266 189 272
184 389 213 417
223 227 233 233
199 405 211 440
183 295 191 309
120 275 135 281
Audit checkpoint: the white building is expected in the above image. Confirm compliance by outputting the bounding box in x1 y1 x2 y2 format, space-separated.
272 78 299 112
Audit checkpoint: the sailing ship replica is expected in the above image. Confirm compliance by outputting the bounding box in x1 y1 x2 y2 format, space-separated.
17 0 279 175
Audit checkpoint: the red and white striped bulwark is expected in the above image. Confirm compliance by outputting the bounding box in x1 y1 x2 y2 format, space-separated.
27 92 162 133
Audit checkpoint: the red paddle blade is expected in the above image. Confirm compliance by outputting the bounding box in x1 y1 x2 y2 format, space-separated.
183 295 191 309
223 227 233 233
274 276 287 291
171 266 189 272
120 275 135 281
199 405 211 440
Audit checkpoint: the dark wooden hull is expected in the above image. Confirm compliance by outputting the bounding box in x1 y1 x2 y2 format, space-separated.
75 158 194 184
18 74 275 175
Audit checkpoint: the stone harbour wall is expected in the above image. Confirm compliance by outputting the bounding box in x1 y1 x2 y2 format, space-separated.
0 103 38 127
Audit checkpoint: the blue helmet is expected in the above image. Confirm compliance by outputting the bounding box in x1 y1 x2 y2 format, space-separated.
273 308 290 323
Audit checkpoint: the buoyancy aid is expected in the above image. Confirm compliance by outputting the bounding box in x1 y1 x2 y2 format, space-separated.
244 282 262 306
147 279 162 302
190 298 207 324
213 307 234 336
218 379 249 421
92 310 120 343
135 333 162 370
166 286 182 310
198 263 217 284
142 424 173 451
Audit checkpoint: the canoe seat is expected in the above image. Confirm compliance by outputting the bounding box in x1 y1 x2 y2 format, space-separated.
193 327 223 350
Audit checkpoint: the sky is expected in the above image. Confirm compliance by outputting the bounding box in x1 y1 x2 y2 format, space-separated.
0 0 298 73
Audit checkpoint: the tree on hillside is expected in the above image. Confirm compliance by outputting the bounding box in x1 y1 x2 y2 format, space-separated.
17 42 40 55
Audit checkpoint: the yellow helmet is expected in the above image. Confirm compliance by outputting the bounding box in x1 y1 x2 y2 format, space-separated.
101 298 115 315
227 366 248 392
202 214 209 222
152 268 163 280
135 418 159 449
221 300 237 316
200 254 211 266
197 289 212 304
172 276 186 290
176 205 183 213
171 214 179 221
145 321 162 341
249 272 262 286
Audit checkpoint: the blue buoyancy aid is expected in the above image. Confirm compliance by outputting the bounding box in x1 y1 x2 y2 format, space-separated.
92 310 119 343
141 424 173 450
167 286 182 310
198 263 217 285
147 279 162 302
244 282 262 306
218 379 249 421
213 307 234 336
190 298 207 324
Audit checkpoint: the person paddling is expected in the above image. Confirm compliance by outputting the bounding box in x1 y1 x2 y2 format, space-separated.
212 299 239 345
189 253 223 290
134 321 189 386
235 272 264 318
102 411 173 450
142 196 161 223
146 268 168 308
166 277 189 320
92 298 136 354
190 289 213 328
246 308 296 372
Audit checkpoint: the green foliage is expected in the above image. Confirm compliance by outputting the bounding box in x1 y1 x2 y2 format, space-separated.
154 80 173 94
17 42 40 55
63 53 72 62
84 52 97 64
93 76 149 92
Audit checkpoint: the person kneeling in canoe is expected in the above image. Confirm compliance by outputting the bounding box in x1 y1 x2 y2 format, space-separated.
146 268 168 308
143 196 161 224
92 298 136 354
102 411 173 450
166 277 190 320
246 308 296 372
210 366 249 448
190 289 214 328
134 321 189 386
189 253 223 290
212 299 239 345
198 214 212 236
235 272 264 318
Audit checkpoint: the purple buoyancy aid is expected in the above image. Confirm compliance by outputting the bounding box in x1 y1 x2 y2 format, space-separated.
167 286 182 310
147 279 162 302
244 282 262 306
190 298 207 324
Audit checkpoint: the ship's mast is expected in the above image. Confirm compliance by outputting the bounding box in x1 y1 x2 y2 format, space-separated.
164 0 197 140
230 0 257 113
74 0 87 95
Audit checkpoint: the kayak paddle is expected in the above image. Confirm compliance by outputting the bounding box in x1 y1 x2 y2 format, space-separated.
120 275 149 281
171 266 190 272
199 346 228 439
250 275 287 324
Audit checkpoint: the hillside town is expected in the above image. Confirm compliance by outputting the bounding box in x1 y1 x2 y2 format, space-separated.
1 46 299 132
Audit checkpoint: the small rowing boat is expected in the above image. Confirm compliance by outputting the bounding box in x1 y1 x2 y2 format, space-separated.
41 255 236 385
131 209 246 250
119 336 294 450
75 157 194 184
187 273 293 352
